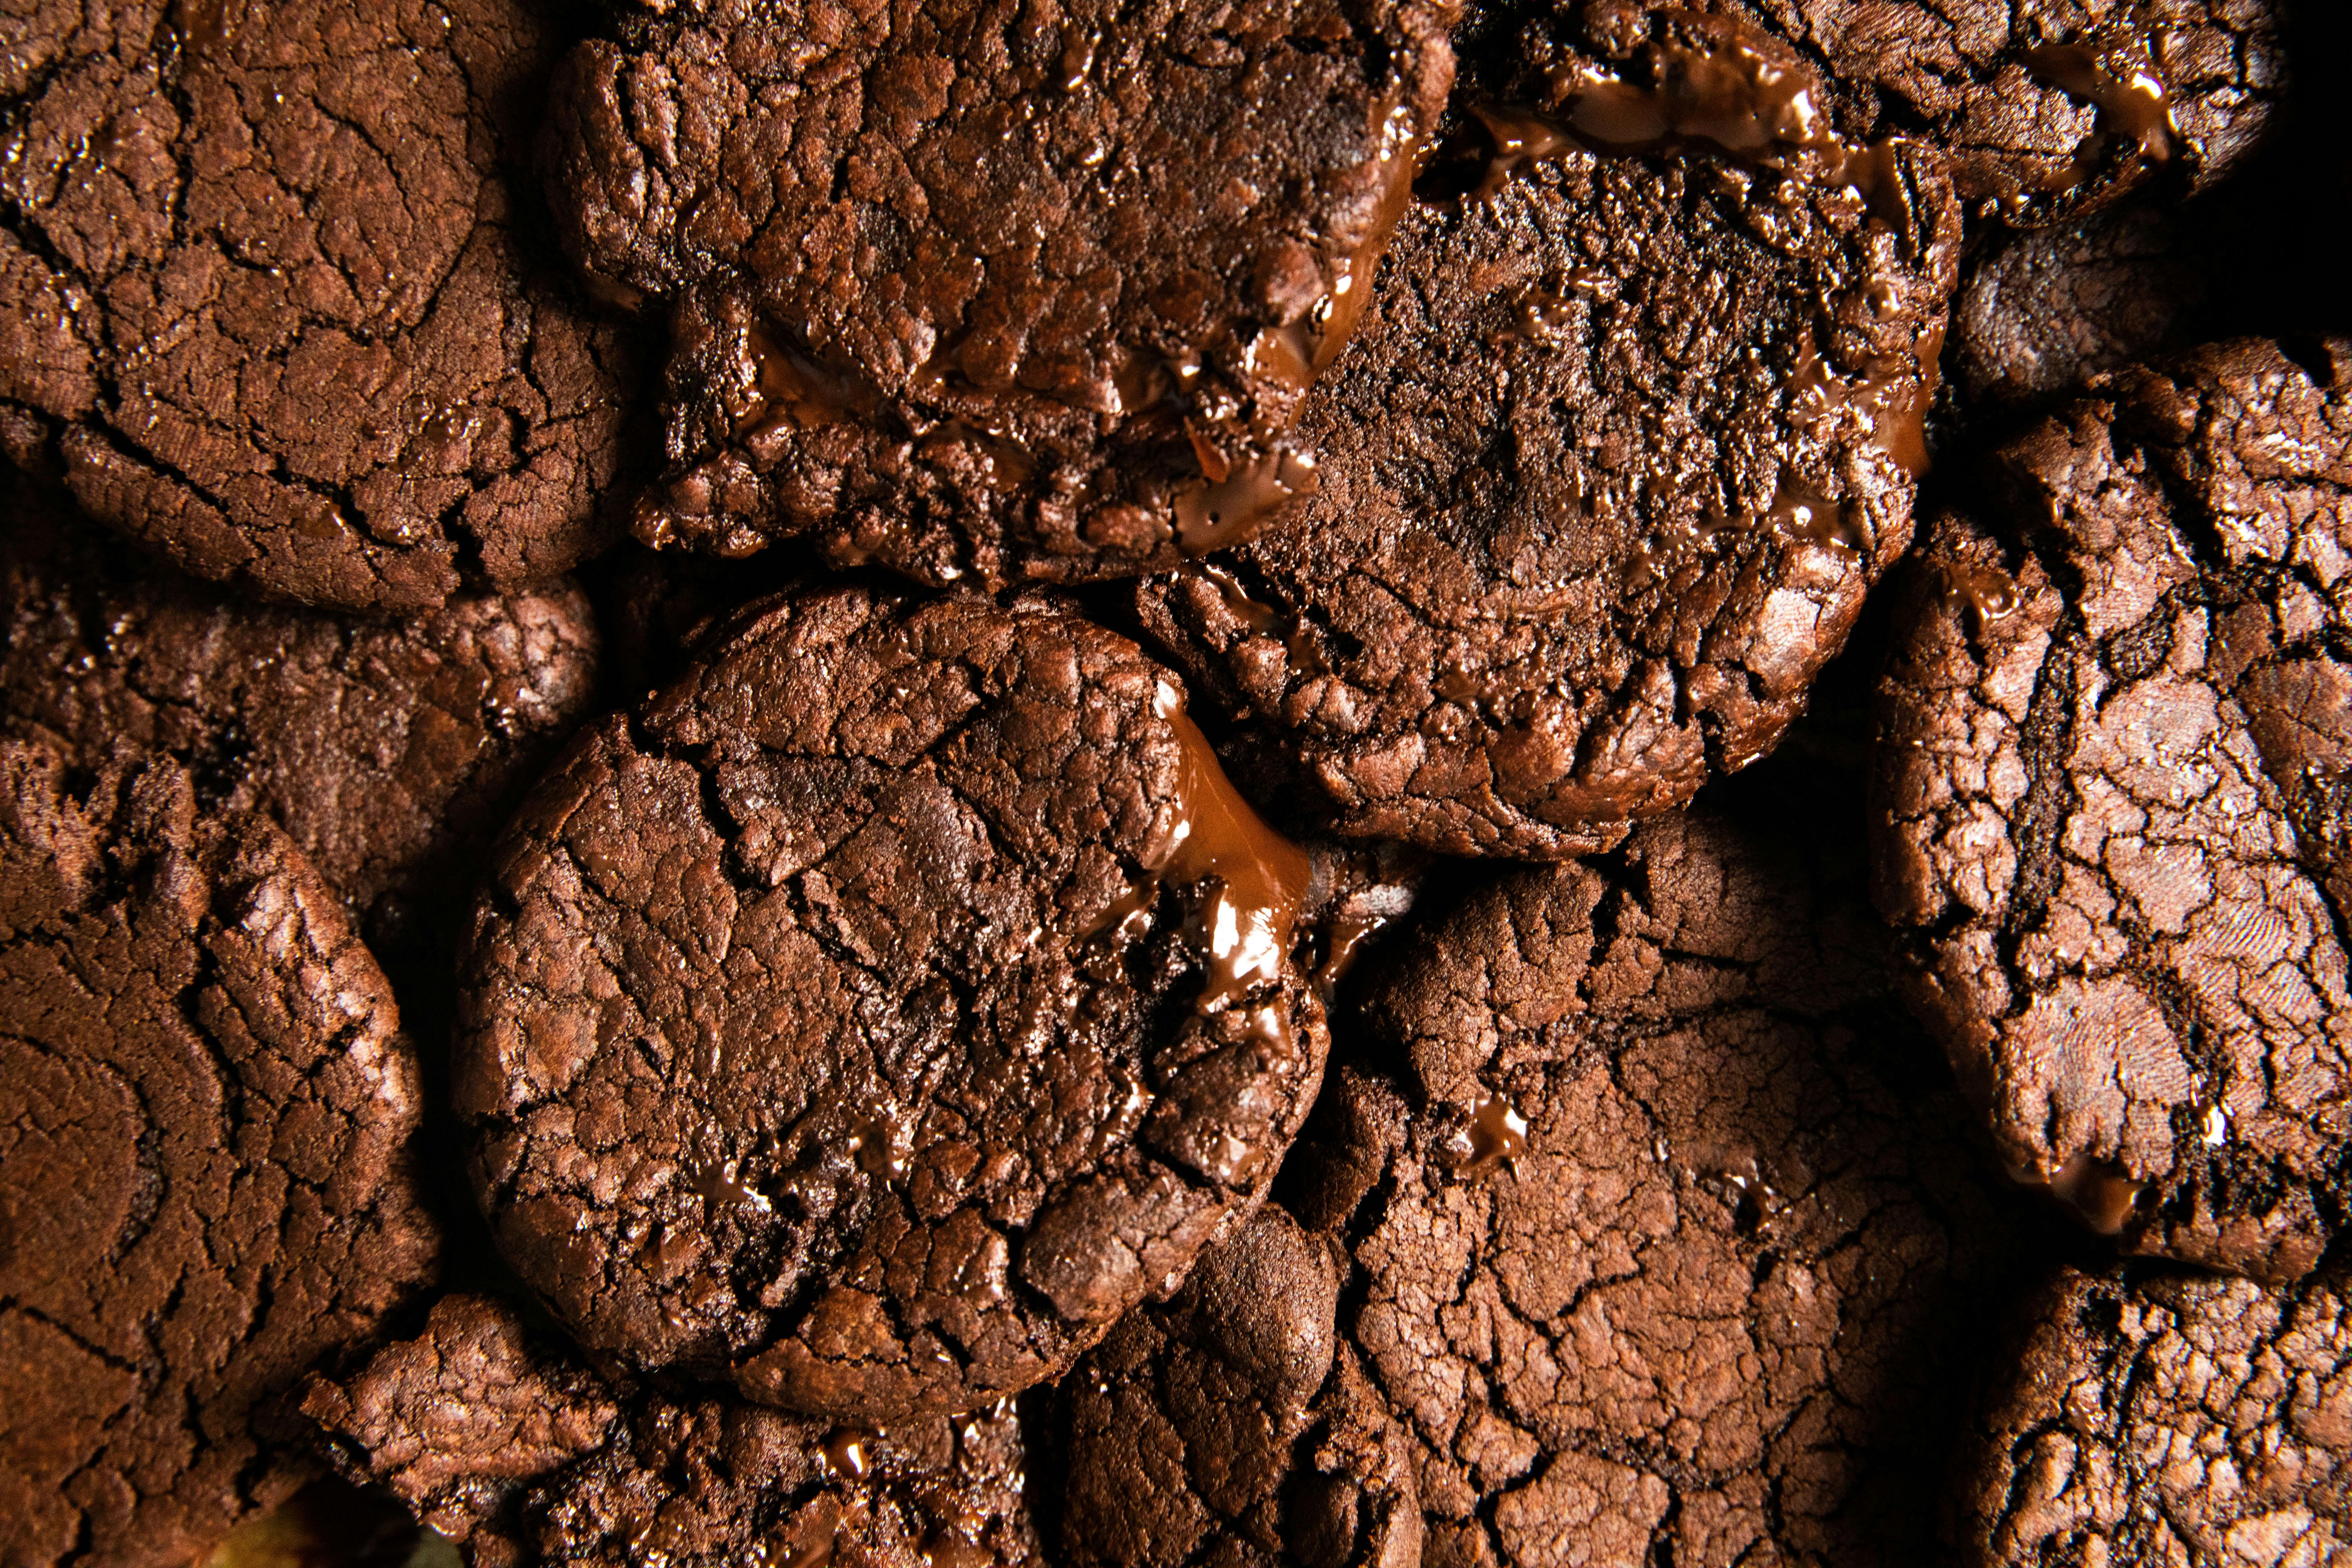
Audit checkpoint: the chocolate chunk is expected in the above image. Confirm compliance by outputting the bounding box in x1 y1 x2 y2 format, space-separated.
1874 337 2352 1280
0 0 639 612
1052 1203 1421 1568
456 588 1329 1421
1948 196 2208 406
1957 1264 2352 1565
545 0 1455 588
303 1293 1038 1568
1456 1 2285 229
1136 87 1959 856
0 736 440 1568
1294 809 2046 1563
1 473 600 946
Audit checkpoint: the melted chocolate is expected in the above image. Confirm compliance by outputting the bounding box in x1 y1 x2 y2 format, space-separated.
2044 1152 2143 1236
1152 684 1313 1013
1767 486 1865 552
820 1428 874 1480
740 324 885 436
1943 561 2020 623
2026 38 2176 163
1191 562 1283 632
177 0 233 55
1453 1093 1531 1177
1173 446 1321 553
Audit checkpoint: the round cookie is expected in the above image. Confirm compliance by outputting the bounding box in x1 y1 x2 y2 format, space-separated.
456 587 1330 1421
0 0 638 612
544 0 1455 588
1 473 601 946
0 737 441 1568
1956 1264 2352 1566
302 1293 1037 1568
1874 337 2352 1280
1052 1203 1422 1568
1134 33 1960 856
1292 809 2048 1565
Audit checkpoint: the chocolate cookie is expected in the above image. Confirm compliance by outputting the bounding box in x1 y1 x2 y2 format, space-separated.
1292 809 2043 1564
1134 45 1960 856
457 588 1329 1421
1 474 601 946
1453 0 2284 228
0 0 637 612
545 0 1455 588
304 1293 1036 1568
1956 1264 2352 1565
1874 337 2352 1280
0 737 440 1568
1052 1203 1421 1568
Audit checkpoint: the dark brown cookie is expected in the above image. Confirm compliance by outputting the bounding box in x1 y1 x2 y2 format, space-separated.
0 737 440 1568
1134 48 1960 856
456 588 1329 1421
1052 1203 1422 1568
1955 1264 2352 1565
1453 0 2284 229
1 473 600 946
0 0 638 612
545 0 1455 588
1874 337 2352 1281
303 1293 1038 1568
1291 809 2043 1564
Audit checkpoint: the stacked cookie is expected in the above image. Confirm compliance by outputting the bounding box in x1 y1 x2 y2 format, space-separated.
3 1 2346 1565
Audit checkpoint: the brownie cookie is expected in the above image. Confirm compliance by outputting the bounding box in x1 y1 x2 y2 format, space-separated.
1874 337 2352 1280
545 0 1455 588
0 0 637 612
1291 810 2044 1564
1053 1203 1421 1568
457 588 1329 1421
1947 196 2207 407
303 1293 1037 1568
0 737 440 1568
1454 0 2284 228
1135 37 1960 856
1956 1264 2352 1565
1 474 600 946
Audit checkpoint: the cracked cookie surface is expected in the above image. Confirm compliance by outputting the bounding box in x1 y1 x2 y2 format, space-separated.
1956 1264 2352 1566
545 0 1454 589
1290 808 2040 1565
1134 60 1958 856
0 736 440 1568
302 1293 1037 1568
1874 337 2352 1280
1 472 600 947
456 587 1328 1421
0 0 637 612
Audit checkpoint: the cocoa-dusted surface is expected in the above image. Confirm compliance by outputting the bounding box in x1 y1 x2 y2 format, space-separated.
1874 337 2352 1281
1135 80 1959 857
0 0 636 613
1052 1203 1422 1568
1454 0 2283 228
456 588 1328 1421
303 1293 1037 1568
1 474 600 945
1290 809 2043 1565
0 737 440 1568
545 0 1455 589
1956 1265 2352 1565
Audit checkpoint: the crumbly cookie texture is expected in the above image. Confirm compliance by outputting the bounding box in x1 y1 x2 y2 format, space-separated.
1875 337 2352 1280
0 0 637 611
0 737 440 1568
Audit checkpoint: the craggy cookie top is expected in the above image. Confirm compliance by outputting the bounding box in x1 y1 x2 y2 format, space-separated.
1294 810 2038 1564
0 738 440 1568
1052 1203 1422 1568
546 0 1455 588
1874 337 2352 1280
303 1294 1037 1568
1454 0 2283 227
1135 39 1959 856
0 0 636 612
456 588 1328 1421
1 475 600 944
1956 1265 2352 1566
